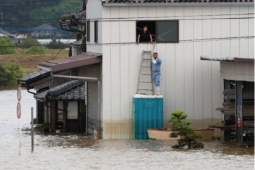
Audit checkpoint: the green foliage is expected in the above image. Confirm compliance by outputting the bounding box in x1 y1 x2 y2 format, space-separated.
0 65 15 87
20 38 40 48
20 46 45 55
1 0 82 32
0 63 24 88
0 37 16 55
168 110 204 149
46 39 68 49
4 62 25 79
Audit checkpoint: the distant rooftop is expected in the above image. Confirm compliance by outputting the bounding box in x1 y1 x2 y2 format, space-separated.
32 24 58 31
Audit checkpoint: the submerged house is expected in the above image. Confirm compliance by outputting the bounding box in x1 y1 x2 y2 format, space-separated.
19 0 254 141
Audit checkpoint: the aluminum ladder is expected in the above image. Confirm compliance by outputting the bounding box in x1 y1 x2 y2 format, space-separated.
136 50 154 95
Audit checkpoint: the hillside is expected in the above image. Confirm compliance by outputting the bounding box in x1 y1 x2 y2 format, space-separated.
0 0 83 34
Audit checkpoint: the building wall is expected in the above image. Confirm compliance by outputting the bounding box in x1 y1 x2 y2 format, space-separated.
91 4 254 139
86 0 103 53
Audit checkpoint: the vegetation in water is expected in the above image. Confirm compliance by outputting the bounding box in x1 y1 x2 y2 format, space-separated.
0 37 16 55
168 110 204 149
0 63 25 89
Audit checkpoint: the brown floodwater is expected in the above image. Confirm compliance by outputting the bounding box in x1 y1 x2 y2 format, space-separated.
0 90 254 170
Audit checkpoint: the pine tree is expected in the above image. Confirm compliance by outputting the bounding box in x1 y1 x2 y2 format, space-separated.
168 110 204 149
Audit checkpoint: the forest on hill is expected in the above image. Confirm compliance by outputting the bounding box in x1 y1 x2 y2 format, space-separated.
0 0 82 34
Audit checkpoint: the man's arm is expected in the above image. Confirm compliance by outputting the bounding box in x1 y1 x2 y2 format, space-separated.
156 58 162 64
137 35 140 44
149 34 153 43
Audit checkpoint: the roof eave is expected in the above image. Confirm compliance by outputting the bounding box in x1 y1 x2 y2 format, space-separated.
102 2 254 7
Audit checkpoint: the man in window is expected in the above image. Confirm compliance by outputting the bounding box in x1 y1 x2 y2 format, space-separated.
137 25 153 44
151 52 162 95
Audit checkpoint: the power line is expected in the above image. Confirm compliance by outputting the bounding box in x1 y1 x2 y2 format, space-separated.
0 13 253 22
51 32 76 60
0 2 58 6
0 36 253 48
86 12 254 20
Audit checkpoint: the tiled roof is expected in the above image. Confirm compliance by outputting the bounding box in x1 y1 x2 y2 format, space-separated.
102 0 253 3
61 10 86 25
35 80 85 101
18 70 50 86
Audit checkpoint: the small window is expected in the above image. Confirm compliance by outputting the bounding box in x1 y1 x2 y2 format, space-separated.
136 20 179 43
87 21 90 42
94 20 98 43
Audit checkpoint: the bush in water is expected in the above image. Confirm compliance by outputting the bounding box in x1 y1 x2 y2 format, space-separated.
168 110 204 149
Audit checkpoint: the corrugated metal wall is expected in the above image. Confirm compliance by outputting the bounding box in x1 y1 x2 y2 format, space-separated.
87 82 98 135
99 5 254 139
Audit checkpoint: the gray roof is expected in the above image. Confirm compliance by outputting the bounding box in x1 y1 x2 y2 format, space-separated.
18 70 51 87
0 28 16 37
32 24 57 31
35 80 85 101
102 0 252 3
39 52 102 72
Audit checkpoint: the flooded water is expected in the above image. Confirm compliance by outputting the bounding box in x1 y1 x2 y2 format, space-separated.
0 90 254 170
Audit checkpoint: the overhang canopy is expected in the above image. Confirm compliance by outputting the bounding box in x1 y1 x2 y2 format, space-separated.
35 80 85 101
18 70 51 87
39 52 102 72
201 56 254 82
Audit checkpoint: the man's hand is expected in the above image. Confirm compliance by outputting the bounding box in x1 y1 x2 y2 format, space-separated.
151 41 154 44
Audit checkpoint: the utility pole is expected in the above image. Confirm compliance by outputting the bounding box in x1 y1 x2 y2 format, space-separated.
235 81 243 143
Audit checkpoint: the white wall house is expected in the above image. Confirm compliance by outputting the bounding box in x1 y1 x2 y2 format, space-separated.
86 0 254 139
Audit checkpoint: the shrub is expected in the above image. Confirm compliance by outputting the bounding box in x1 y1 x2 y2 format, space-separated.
21 46 45 55
4 62 25 79
20 38 40 48
0 65 16 87
168 110 204 149
0 37 16 55
46 39 68 49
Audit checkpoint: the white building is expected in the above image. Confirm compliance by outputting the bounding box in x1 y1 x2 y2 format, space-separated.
84 0 254 139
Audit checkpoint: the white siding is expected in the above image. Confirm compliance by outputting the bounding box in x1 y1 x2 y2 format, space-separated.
99 5 254 139
87 0 103 53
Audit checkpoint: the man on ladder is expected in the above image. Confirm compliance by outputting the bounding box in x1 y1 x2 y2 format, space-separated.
151 52 162 95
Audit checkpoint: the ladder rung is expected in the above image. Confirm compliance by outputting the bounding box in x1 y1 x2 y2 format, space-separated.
138 89 153 91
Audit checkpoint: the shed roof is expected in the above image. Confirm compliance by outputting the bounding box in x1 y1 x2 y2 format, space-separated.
35 80 85 101
39 52 102 72
201 56 255 63
102 0 253 4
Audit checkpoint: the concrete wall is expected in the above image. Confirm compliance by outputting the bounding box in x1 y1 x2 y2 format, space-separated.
87 2 254 139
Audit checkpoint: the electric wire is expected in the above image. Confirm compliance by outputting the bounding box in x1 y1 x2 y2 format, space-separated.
51 32 76 60
0 36 253 48
0 16 254 22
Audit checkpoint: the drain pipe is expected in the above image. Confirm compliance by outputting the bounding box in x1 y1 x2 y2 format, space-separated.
52 74 101 139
